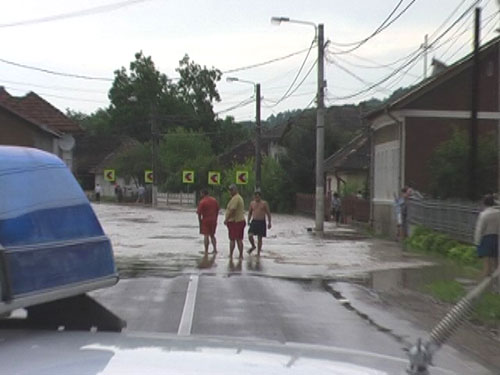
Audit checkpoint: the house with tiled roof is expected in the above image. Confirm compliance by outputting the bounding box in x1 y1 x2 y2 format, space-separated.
0 87 82 171
323 132 370 196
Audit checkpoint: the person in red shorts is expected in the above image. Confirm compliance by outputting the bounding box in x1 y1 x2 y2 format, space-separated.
224 184 246 259
197 189 219 254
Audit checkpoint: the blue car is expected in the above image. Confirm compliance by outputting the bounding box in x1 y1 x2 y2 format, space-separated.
0 146 118 314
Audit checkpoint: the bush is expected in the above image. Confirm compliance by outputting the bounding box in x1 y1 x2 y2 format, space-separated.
406 226 478 266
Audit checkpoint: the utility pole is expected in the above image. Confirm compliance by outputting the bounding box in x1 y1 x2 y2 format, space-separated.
468 7 481 201
315 23 325 233
423 34 428 79
255 83 262 191
151 105 158 207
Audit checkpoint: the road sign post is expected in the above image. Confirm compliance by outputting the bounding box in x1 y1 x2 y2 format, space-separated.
182 170 195 184
145 170 153 184
208 171 221 185
236 171 249 185
104 169 115 182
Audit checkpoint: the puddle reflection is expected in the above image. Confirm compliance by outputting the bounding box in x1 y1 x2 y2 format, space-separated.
197 253 217 269
363 263 480 293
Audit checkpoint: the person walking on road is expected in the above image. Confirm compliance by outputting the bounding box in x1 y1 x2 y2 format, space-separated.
94 183 101 203
247 191 272 256
197 189 219 254
331 192 341 225
224 184 245 259
136 185 146 203
474 194 500 276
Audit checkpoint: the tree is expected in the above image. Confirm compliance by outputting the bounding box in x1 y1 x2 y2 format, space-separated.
176 54 221 127
429 129 497 199
159 127 216 192
107 52 223 143
211 116 252 155
113 142 152 186
66 108 112 136
279 109 347 194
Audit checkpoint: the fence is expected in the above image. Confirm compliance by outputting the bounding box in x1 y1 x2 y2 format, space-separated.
295 193 370 222
157 192 196 207
341 196 370 223
407 198 480 243
295 193 331 219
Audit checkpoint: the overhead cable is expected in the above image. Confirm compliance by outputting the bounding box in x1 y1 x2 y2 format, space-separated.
0 57 113 81
222 46 315 74
330 0 418 55
0 0 151 28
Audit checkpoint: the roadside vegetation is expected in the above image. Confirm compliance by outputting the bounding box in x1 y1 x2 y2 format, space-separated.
405 225 500 326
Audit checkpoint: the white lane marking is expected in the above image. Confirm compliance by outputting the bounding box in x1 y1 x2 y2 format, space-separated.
177 274 199 336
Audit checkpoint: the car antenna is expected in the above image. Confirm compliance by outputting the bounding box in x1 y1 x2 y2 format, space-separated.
407 266 500 374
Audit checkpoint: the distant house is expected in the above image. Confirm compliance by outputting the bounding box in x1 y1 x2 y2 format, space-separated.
74 135 141 197
0 87 82 171
323 132 370 196
218 121 290 166
365 36 500 238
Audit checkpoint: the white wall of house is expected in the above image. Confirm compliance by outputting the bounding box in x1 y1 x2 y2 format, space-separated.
268 141 286 160
374 140 400 202
372 139 400 238
94 175 138 198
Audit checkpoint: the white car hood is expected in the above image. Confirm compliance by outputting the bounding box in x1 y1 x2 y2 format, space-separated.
0 330 455 375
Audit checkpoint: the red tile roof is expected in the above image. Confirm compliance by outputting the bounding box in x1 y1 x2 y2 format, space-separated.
0 87 82 134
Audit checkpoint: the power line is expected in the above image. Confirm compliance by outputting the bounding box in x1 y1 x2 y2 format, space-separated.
330 0 419 55
428 0 472 40
0 0 152 28
330 0 404 47
216 96 255 116
0 78 107 94
0 57 113 81
2 85 108 104
222 46 315 74
267 39 316 107
327 57 393 94
329 0 479 102
268 58 318 107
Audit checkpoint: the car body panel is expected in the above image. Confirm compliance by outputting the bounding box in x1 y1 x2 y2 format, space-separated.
0 146 118 312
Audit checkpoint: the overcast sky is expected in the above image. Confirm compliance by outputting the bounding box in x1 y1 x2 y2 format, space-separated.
0 0 498 122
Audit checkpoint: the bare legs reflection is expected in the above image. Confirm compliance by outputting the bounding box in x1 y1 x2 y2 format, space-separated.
197 253 217 270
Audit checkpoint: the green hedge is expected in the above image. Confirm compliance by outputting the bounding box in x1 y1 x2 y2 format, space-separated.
405 225 478 266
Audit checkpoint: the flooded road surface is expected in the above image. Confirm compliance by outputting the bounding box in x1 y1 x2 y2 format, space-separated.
89 203 498 374
93 203 433 279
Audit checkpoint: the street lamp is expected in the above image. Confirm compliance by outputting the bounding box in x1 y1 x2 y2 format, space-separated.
226 77 262 191
271 16 325 233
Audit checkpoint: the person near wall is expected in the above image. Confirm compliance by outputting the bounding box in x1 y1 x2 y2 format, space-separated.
94 183 101 203
394 187 409 241
331 192 342 225
474 194 500 277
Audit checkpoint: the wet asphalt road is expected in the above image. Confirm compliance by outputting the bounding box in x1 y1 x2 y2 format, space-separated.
89 203 494 375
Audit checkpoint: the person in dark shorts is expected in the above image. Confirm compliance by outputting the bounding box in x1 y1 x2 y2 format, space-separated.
247 191 271 256
474 194 500 276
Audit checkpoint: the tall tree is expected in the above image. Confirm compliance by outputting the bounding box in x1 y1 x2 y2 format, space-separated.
176 54 221 128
